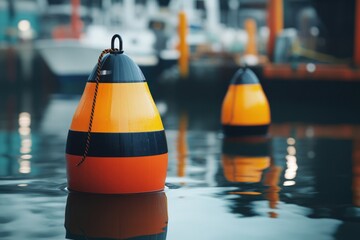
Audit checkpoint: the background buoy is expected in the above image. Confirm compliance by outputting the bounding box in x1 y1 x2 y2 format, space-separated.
65 192 168 240
66 34 168 194
221 68 271 137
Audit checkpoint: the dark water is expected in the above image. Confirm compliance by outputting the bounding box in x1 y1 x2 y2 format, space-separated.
1 46 360 240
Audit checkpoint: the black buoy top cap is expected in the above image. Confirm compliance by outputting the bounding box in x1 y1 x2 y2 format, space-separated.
88 34 146 83
230 68 259 85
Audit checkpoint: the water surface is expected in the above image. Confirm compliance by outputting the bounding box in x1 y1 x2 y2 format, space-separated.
1 49 360 240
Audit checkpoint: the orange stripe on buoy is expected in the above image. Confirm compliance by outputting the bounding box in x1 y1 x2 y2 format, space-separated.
66 153 168 194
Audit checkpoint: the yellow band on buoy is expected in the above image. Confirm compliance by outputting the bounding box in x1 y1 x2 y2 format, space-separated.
71 82 164 133
222 84 270 126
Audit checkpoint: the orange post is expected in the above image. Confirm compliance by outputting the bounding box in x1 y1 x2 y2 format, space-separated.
71 0 82 39
178 11 189 78
354 0 360 66
267 0 283 60
244 19 258 56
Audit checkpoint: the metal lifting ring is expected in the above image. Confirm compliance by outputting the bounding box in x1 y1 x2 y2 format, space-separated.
111 34 124 54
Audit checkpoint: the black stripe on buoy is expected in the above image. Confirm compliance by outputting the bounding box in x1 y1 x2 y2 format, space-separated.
66 130 168 157
223 125 269 137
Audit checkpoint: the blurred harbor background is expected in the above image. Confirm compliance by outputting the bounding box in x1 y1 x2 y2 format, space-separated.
1 0 360 240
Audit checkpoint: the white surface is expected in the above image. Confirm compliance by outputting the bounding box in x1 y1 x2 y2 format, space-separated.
35 26 159 77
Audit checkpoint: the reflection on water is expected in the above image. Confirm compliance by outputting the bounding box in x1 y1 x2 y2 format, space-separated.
176 112 188 178
1 88 360 239
354 140 360 207
65 192 168 240
18 112 32 174
220 137 282 218
1 55 360 239
221 137 271 184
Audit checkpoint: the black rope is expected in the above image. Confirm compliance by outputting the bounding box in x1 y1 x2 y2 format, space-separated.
77 48 117 167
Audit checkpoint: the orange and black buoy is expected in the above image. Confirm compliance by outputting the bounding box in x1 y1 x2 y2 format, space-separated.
221 68 270 137
65 34 168 194
65 191 168 240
